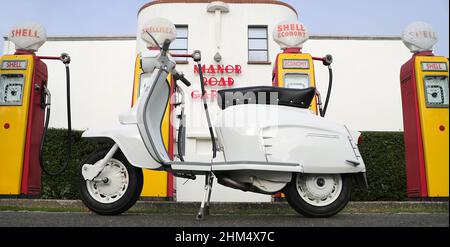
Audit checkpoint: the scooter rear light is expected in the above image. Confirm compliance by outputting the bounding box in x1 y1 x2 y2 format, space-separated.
358 135 363 145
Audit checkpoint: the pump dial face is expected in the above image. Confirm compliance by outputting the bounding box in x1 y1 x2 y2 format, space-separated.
424 76 449 107
284 73 310 89
0 74 25 105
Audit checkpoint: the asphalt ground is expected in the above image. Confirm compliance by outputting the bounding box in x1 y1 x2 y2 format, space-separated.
0 211 448 227
0 199 448 228
0 200 448 246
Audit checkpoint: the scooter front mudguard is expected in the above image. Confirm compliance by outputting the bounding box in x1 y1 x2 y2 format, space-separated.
82 124 163 169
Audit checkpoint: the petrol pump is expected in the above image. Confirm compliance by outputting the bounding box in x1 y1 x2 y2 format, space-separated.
0 22 72 197
400 22 449 198
272 20 333 117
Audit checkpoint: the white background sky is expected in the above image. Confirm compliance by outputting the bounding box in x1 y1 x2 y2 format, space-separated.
0 0 449 56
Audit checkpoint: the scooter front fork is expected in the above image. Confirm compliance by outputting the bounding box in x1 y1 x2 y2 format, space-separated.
196 172 214 220
82 144 119 181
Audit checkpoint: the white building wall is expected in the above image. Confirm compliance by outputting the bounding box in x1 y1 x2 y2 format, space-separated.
304 38 411 131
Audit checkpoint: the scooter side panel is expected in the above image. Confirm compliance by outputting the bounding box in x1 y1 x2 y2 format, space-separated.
216 104 365 174
82 124 162 169
263 125 364 174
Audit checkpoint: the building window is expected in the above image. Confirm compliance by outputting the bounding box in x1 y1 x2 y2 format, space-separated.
170 25 188 63
248 26 269 63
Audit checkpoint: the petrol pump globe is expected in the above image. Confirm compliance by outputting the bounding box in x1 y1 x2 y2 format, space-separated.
9 21 47 52
402 21 438 53
140 18 177 49
273 19 309 50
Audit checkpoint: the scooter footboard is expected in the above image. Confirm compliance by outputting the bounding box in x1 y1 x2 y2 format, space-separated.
170 161 302 174
212 161 302 172
82 124 162 169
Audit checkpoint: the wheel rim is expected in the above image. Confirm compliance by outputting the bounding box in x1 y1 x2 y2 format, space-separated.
86 158 129 204
296 173 343 207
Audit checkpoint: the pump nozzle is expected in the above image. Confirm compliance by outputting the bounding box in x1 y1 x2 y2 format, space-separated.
323 54 333 66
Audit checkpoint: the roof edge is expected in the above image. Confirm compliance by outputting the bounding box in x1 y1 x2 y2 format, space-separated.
3 35 402 42
138 0 298 16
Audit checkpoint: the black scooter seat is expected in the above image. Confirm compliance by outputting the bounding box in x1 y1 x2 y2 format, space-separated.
217 86 316 110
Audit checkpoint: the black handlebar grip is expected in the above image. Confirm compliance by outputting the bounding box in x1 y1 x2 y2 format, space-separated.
162 39 171 52
180 76 191 87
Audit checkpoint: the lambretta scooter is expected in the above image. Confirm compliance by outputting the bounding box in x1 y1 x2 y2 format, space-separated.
79 18 367 220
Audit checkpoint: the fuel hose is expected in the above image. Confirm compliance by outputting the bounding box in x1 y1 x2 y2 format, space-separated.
39 59 72 176
321 65 333 117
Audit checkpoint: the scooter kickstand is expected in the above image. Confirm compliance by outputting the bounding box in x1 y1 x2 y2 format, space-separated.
196 172 213 220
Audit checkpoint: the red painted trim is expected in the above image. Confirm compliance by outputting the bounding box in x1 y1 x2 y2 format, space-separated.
312 56 324 62
21 54 46 195
272 53 280 87
400 54 428 197
36 56 61 61
14 50 35 55
283 48 302 54
171 53 192 58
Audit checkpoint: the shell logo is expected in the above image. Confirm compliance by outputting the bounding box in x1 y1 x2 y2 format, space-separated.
273 19 309 50
9 22 47 52
402 21 439 53
140 18 177 49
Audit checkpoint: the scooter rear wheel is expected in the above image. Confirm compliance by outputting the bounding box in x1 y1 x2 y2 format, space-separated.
79 149 143 215
284 173 352 218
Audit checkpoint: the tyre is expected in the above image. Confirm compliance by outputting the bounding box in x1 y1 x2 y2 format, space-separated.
284 173 352 218
80 149 143 215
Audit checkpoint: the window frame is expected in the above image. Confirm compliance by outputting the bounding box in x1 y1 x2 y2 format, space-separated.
170 25 189 64
248 25 270 64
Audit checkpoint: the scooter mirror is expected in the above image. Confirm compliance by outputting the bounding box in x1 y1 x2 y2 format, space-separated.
140 18 177 50
9 21 47 52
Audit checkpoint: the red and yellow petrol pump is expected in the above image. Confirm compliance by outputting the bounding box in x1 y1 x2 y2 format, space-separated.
400 22 449 198
272 20 333 117
0 22 72 197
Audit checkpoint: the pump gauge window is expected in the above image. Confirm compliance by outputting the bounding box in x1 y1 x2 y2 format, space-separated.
284 73 310 89
424 76 449 108
0 74 25 105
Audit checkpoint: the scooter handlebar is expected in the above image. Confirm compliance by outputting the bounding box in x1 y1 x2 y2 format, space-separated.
162 39 171 53
173 71 191 87
180 76 192 87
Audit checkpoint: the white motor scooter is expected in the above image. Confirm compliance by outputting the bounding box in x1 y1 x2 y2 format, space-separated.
79 19 367 220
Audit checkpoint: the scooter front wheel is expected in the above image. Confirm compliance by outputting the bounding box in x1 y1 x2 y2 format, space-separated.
79 149 143 215
284 173 352 218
